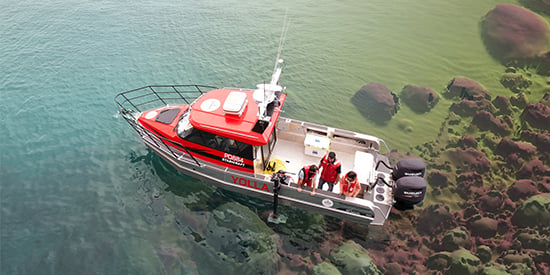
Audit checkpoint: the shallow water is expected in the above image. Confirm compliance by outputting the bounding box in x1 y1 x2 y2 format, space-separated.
1 0 548 274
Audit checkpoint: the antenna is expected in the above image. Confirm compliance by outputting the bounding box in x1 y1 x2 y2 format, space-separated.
273 12 290 78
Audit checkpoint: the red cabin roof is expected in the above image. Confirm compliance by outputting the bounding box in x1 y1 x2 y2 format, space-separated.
189 88 286 146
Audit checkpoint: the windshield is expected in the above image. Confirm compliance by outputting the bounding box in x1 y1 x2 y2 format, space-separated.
176 109 193 139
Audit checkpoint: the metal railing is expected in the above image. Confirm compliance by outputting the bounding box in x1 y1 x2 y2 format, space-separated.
114 85 218 165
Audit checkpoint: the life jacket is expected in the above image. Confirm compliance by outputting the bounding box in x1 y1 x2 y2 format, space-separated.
320 154 341 182
302 165 316 186
340 174 359 195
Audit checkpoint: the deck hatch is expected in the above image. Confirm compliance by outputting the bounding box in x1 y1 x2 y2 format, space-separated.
155 108 180 124
223 91 247 116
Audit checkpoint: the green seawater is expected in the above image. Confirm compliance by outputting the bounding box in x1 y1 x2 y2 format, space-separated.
1 0 548 274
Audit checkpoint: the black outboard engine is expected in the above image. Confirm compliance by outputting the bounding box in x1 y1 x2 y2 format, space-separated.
392 158 426 180
391 158 427 210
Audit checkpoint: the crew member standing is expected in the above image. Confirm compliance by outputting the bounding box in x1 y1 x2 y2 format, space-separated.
297 164 318 196
339 171 361 197
317 152 341 192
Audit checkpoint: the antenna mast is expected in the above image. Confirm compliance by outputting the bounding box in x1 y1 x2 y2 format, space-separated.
271 13 289 85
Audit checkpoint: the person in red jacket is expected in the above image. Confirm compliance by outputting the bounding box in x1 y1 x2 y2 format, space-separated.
317 152 341 192
339 171 361 197
297 164 318 195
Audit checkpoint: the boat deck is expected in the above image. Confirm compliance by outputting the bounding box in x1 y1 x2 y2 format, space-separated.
265 117 383 196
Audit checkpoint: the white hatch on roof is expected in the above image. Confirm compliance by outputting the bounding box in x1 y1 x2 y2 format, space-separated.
223 91 248 116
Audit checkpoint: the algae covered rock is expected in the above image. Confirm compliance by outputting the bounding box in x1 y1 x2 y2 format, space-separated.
511 92 528 108
507 179 540 201
521 102 550 131
445 77 491 100
476 245 493 264
425 251 452 271
416 203 456 235
400 84 439 113
471 110 513 136
312 262 342 275
448 248 481 275
328 240 381 274
441 227 472 251
450 99 497 117
481 4 550 63
493 95 513 115
500 73 532 93
205 202 281 274
444 148 491 173
478 262 510 275
352 83 399 124
511 193 550 228
467 216 498 238
515 229 550 251
517 158 549 180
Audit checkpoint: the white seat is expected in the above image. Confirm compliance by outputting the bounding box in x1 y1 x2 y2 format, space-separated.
353 151 374 185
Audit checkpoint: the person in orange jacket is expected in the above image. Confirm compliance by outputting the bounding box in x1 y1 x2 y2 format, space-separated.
339 171 361 197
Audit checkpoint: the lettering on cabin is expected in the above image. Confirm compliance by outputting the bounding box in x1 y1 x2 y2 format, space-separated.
231 176 270 192
222 153 245 167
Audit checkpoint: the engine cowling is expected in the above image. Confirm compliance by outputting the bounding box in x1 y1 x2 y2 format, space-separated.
393 176 427 206
392 158 426 181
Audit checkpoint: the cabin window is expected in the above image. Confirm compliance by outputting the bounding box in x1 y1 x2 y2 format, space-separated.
182 128 253 160
259 126 277 169
176 109 193 138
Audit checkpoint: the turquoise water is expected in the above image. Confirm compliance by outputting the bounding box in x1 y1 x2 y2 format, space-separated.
1 0 547 274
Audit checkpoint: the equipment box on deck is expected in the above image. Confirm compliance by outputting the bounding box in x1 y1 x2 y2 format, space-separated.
304 133 330 157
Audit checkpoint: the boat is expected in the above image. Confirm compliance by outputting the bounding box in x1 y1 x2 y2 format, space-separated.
114 51 427 226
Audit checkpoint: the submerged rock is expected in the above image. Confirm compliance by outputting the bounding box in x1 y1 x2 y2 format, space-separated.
478 262 509 275
312 262 342 275
515 229 550 251
471 110 513 136
541 91 550 107
444 148 491 173
511 193 550 228
400 84 439 113
328 240 381 274
511 92 528 108
495 137 536 160
481 4 550 63
445 77 491 100
467 215 498 238
428 170 449 188
520 130 550 154
521 102 550 131
492 95 513 115
456 172 484 199
204 202 281 274
441 227 472 251
450 99 496 117
517 158 550 180
448 248 481 275
352 83 399 124
416 203 456 235
426 251 452 271
507 179 540 201
457 136 478 149
476 245 493 264
500 73 532 93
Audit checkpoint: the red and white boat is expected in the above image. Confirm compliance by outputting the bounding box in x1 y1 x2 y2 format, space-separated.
115 56 427 225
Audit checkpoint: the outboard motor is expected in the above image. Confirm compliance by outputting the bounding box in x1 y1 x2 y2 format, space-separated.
392 158 426 181
391 158 427 210
393 176 427 209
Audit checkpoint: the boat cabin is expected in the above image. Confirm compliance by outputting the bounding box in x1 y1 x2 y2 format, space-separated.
137 86 287 175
